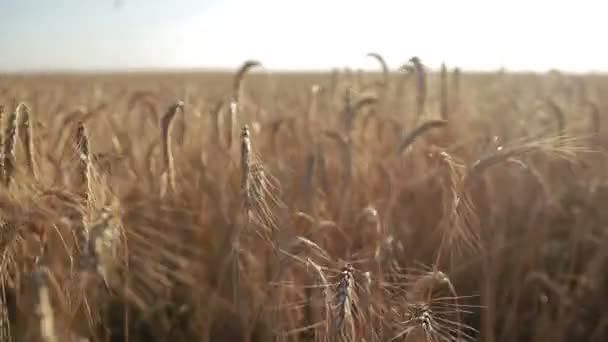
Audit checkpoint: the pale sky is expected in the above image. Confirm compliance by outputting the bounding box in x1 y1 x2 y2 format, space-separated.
0 0 606 72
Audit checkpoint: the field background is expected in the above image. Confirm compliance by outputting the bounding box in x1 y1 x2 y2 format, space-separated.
0 65 606 342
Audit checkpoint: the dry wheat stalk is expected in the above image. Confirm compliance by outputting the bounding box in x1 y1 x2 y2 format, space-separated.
240 125 252 212
160 100 184 197
308 259 331 340
464 135 586 186
401 57 427 120
75 120 92 202
83 208 120 288
391 269 477 342
225 100 238 150
0 278 10 342
306 84 322 140
544 99 565 137
367 52 389 87
452 67 461 113
586 101 600 136
226 60 261 150
17 103 37 180
229 124 254 307
209 100 224 147
361 271 373 342
233 60 261 104
342 87 355 134
431 149 481 257
316 143 330 194
32 266 57 342
2 107 18 187
397 119 447 155
302 153 315 212
0 105 4 161
322 130 352 196
332 263 356 342
238 125 284 233
127 90 159 134
440 63 449 120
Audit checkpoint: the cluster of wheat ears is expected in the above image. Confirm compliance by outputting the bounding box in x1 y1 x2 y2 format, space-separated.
0 55 606 342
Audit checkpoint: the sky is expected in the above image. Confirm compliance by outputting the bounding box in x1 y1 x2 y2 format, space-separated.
0 0 606 72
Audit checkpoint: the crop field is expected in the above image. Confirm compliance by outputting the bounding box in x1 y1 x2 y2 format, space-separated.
0 58 606 341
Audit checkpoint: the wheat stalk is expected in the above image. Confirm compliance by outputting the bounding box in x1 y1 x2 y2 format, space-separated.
1 106 18 187
464 135 586 186
0 278 10 342
75 120 92 201
544 98 566 137
209 100 224 147
397 119 447 155
225 60 261 150
233 60 261 104
160 100 184 197
367 52 389 87
17 104 38 180
83 208 120 288
401 57 427 120
0 105 4 166
452 67 461 113
440 63 449 120
586 101 600 136
32 266 57 342
240 125 252 212
332 263 356 342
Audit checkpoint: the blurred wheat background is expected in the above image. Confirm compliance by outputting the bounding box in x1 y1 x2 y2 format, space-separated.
0 1 607 342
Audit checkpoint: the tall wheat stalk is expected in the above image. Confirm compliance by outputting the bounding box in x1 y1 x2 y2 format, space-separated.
1 106 18 187
440 63 449 120
160 101 184 197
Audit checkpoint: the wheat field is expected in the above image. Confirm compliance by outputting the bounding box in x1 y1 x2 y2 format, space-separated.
0 58 606 342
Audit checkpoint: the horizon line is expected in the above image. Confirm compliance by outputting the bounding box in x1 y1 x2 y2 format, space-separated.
2 65 607 76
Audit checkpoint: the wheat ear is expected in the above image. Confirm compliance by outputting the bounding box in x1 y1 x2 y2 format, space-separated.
332 264 356 342
240 125 252 212
75 120 92 202
16 103 37 180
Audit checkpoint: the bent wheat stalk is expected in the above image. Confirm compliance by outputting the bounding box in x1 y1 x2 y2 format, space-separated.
233 60 261 104
397 119 447 154
367 52 389 87
401 56 427 120
464 135 586 186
